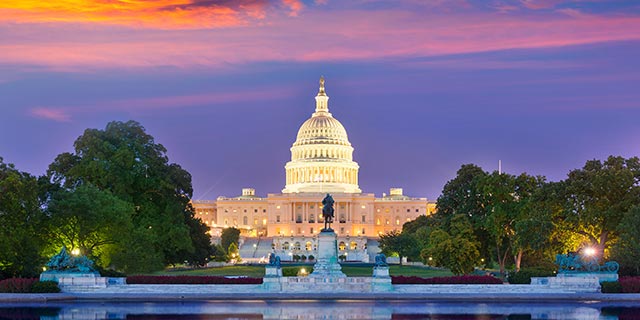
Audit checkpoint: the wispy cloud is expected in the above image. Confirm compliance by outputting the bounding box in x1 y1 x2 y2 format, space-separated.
1 1 639 70
29 107 72 122
0 0 306 29
26 86 292 122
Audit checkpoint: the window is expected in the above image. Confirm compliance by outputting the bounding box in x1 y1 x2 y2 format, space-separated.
396 216 400 225
310 227 314 234
296 214 302 223
406 209 410 212
243 216 248 225
244 209 247 213
283 242 290 250
376 219 380 225
340 227 345 234
385 219 389 225
310 205 314 209
361 215 366 223
276 215 281 223
416 209 419 212
254 209 258 213
338 241 346 251
306 241 312 251
309 213 315 223
263 209 267 213
262 218 267 225
233 219 238 225
339 213 346 223
350 242 357 250
224 219 228 226
385 208 389 213
294 242 301 250
361 228 365 235
254 219 258 225
224 209 228 213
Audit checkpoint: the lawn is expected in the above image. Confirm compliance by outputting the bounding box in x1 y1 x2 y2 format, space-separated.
154 264 452 278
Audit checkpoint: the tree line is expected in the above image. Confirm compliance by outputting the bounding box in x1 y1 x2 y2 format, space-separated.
379 156 640 276
0 121 215 278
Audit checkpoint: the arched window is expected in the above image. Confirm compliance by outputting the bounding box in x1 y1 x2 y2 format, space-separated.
243 216 248 225
306 241 312 251
309 213 315 223
283 242 290 250
395 216 400 225
338 241 346 251
350 241 357 250
294 242 301 250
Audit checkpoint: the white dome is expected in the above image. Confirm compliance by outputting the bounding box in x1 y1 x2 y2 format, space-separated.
283 77 361 194
294 115 351 147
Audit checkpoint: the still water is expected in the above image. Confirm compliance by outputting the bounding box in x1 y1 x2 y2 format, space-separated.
1 300 639 320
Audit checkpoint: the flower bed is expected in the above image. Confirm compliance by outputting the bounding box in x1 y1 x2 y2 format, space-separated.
392 275 503 285
619 277 640 293
0 278 60 293
127 275 263 285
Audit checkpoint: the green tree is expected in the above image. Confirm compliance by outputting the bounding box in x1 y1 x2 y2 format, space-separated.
378 230 418 265
0 158 48 277
611 205 640 275
46 120 211 272
47 184 134 267
435 164 491 261
220 227 241 254
478 172 545 273
421 214 480 275
227 242 240 262
560 156 640 257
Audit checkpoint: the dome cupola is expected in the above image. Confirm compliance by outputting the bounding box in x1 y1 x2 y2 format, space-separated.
282 77 361 194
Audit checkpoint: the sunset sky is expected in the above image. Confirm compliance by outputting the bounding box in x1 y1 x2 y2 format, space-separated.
1 0 639 201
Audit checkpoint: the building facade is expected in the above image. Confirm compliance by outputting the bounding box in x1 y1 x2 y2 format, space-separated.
192 77 435 261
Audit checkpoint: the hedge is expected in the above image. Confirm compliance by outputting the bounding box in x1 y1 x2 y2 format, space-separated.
126 275 262 284
392 275 503 285
601 281 622 293
619 277 640 293
508 268 556 284
0 278 60 293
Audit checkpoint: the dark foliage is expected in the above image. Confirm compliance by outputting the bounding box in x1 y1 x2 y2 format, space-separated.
392 275 503 285
30 281 61 293
601 281 622 293
507 268 556 284
0 278 38 293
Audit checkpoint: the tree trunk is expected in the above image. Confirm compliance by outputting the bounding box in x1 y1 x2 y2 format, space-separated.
514 249 523 272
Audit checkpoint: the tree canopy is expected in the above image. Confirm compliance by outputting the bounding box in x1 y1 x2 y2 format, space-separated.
46 120 212 272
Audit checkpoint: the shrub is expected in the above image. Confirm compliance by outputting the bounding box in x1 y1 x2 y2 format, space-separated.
126 275 262 284
30 281 61 293
392 275 503 285
98 267 126 278
619 277 640 293
0 278 38 293
601 281 622 293
282 266 314 277
508 268 556 284
308 255 315 261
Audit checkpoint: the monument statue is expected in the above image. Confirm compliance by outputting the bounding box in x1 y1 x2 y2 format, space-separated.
321 193 335 231
268 252 281 268
45 246 97 273
374 253 388 267
555 251 619 273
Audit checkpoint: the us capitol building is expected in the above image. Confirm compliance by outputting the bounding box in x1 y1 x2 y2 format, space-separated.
193 77 435 262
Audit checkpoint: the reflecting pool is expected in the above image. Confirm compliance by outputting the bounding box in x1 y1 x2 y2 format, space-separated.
1 300 639 319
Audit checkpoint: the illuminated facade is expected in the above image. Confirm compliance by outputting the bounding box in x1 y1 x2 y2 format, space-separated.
193 77 435 261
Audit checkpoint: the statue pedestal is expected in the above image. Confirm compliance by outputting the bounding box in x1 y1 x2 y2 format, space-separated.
265 265 283 278
309 230 346 278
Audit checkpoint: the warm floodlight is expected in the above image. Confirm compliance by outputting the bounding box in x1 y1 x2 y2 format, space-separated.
71 248 80 256
584 247 596 256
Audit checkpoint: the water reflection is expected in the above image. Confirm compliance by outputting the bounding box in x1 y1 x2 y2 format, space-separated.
0 300 639 320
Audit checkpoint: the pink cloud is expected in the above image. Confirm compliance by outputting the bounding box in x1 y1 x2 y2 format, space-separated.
1 6 639 70
282 0 304 16
27 86 293 122
29 107 72 122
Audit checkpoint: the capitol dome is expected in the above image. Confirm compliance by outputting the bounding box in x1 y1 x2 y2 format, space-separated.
282 77 361 194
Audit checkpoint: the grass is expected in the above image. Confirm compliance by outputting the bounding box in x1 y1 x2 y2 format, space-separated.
153 264 453 278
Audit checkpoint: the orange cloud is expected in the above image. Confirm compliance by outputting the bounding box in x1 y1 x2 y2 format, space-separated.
0 0 274 29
